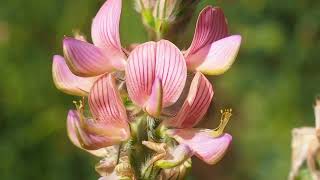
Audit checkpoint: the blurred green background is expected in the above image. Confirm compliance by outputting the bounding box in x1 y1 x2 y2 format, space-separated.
0 0 319 179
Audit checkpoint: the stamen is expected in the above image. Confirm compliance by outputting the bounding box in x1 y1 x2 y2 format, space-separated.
211 109 232 137
73 98 85 114
73 98 86 124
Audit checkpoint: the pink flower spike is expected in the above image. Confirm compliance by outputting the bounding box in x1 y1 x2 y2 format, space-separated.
167 129 232 165
67 110 126 152
91 0 126 69
52 55 97 96
63 37 118 77
166 72 213 128
126 40 187 110
88 74 130 134
186 35 242 75
185 6 228 58
145 77 163 118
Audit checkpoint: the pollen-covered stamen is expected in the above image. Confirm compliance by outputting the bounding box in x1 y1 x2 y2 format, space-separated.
211 109 232 137
73 98 85 114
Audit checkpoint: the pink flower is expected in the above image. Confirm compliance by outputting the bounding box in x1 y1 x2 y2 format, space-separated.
67 74 130 152
125 40 187 117
122 6 240 165
160 7 240 165
184 6 242 75
52 0 126 96
52 0 241 171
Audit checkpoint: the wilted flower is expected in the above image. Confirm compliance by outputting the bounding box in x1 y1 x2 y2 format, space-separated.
52 0 242 179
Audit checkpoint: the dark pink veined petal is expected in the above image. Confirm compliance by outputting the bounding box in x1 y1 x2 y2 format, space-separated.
166 72 213 128
125 40 187 110
63 37 119 77
52 55 98 96
91 0 126 69
155 40 187 106
186 35 242 75
67 110 128 152
88 74 130 131
185 6 228 58
125 41 156 107
167 129 232 165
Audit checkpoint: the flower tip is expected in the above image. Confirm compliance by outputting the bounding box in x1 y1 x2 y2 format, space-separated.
52 54 63 62
232 35 242 43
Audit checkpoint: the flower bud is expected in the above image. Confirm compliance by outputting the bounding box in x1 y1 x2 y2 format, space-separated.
136 0 200 40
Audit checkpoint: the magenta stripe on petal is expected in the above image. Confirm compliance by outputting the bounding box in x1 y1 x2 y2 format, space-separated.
166 72 213 128
88 74 129 131
155 40 187 106
67 110 127 152
187 35 242 75
91 0 126 69
52 55 97 96
167 129 232 165
63 37 117 77
185 6 228 58
125 40 187 109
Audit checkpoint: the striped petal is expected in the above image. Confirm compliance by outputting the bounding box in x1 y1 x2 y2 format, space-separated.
88 74 130 133
91 0 126 70
167 129 232 165
67 110 126 152
125 40 187 110
187 35 241 75
166 72 213 128
52 55 97 96
63 37 118 77
185 6 228 58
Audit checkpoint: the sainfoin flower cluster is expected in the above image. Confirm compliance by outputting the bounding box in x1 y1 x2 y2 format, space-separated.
52 0 241 179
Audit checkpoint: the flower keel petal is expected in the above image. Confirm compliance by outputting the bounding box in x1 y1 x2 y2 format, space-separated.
167 129 232 165
63 37 116 77
67 110 123 154
52 55 97 96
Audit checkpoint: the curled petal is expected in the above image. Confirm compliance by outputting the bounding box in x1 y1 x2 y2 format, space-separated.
186 35 242 75
166 72 213 128
91 0 126 70
67 110 126 153
167 129 232 165
52 55 97 96
63 37 118 77
185 6 228 58
89 74 130 133
145 77 163 118
126 40 187 109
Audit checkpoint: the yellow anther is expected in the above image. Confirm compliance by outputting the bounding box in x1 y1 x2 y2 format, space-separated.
73 98 85 114
211 109 232 137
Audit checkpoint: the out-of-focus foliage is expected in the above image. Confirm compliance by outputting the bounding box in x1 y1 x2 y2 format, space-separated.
0 0 319 179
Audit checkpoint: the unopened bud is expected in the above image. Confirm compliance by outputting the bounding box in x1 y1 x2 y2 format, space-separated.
137 0 200 40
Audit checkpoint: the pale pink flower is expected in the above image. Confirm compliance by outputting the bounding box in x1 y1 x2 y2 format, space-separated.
67 74 130 152
53 0 126 96
184 6 242 75
125 40 187 117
